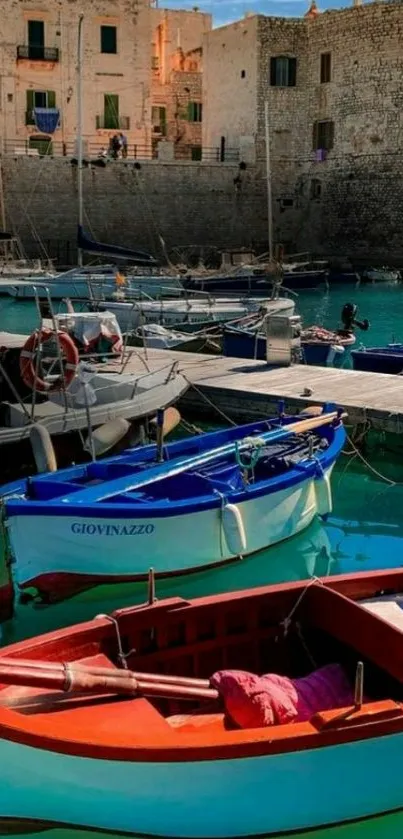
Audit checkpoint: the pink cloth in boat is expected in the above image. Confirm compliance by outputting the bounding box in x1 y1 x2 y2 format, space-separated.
210 664 355 729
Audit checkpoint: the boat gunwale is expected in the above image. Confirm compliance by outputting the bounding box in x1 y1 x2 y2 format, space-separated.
3 425 345 518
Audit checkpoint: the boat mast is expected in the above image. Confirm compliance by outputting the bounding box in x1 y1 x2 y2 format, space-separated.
77 14 84 267
0 162 6 234
0 162 7 261
264 100 273 262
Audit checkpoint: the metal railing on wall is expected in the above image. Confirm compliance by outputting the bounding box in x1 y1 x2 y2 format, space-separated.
0 138 240 164
17 45 59 61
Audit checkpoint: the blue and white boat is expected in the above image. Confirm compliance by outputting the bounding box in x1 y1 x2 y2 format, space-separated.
1 410 345 600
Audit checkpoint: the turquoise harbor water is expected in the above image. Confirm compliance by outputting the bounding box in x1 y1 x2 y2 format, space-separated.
0 283 403 837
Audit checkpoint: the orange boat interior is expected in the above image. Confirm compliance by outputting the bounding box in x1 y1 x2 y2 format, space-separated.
1 572 403 758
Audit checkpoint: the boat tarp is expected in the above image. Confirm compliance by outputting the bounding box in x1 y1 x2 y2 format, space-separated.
77 225 157 266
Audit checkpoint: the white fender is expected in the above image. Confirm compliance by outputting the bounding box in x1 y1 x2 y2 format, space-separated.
315 472 333 517
222 503 247 556
30 424 57 474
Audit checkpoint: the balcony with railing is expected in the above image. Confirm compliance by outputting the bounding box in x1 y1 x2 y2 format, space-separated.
17 45 59 62
96 115 130 130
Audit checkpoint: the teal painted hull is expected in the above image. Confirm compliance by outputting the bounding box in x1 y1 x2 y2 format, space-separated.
0 730 402 835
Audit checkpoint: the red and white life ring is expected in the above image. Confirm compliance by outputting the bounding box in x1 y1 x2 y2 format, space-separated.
19 328 79 393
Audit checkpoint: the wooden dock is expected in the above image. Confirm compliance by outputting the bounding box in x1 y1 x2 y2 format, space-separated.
103 348 403 434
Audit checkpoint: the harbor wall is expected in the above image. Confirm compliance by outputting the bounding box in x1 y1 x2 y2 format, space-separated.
3 154 403 265
1 157 267 265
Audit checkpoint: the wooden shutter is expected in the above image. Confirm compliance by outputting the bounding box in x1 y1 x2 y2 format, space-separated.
104 94 119 129
28 20 44 46
26 90 34 124
270 57 277 86
159 107 166 135
328 120 334 150
47 90 56 108
312 121 319 150
28 21 44 59
101 26 117 54
320 53 331 84
288 58 297 87
187 102 194 121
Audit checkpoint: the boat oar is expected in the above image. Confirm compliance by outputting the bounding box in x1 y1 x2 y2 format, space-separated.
0 658 210 689
0 660 218 702
82 409 345 502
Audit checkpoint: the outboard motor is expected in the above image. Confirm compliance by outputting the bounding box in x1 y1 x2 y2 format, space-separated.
341 303 369 333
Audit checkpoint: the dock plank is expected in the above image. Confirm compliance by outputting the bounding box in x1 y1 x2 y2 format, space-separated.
100 349 403 433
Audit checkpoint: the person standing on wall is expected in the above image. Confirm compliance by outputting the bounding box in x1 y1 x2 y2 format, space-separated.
110 134 121 159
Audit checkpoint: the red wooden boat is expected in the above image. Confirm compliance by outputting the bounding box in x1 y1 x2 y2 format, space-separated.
0 569 403 835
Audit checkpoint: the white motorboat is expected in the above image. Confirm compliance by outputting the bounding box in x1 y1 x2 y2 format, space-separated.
98 295 295 331
0 311 187 450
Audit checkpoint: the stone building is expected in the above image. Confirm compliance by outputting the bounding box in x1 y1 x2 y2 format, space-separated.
151 7 211 159
203 1 403 258
0 0 151 157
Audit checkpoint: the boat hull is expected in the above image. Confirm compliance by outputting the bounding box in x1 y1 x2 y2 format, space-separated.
6 276 184 301
223 328 347 366
351 346 403 375
9 466 334 595
100 299 295 332
283 269 327 290
0 729 402 836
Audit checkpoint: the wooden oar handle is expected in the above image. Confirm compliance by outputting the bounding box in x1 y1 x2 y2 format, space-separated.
0 658 211 689
0 660 218 702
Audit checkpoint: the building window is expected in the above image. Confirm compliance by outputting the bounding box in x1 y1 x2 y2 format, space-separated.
320 52 331 84
151 56 159 70
310 178 322 199
241 70 246 78
27 20 45 60
152 106 166 136
100 26 117 54
103 93 119 129
313 120 334 151
187 102 202 122
191 146 202 161
270 56 296 87
26 89 55 124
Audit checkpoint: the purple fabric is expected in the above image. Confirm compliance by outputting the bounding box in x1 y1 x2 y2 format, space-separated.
211 664 355 729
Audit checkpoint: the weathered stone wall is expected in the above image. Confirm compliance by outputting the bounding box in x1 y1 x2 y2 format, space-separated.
2 157 267 264
257 3 403 258
168 68 203 151
204 2 403 260
202 17 259 151
151 9 210 156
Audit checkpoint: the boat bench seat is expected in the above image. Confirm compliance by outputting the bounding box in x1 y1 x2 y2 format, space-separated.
29 480 86 500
